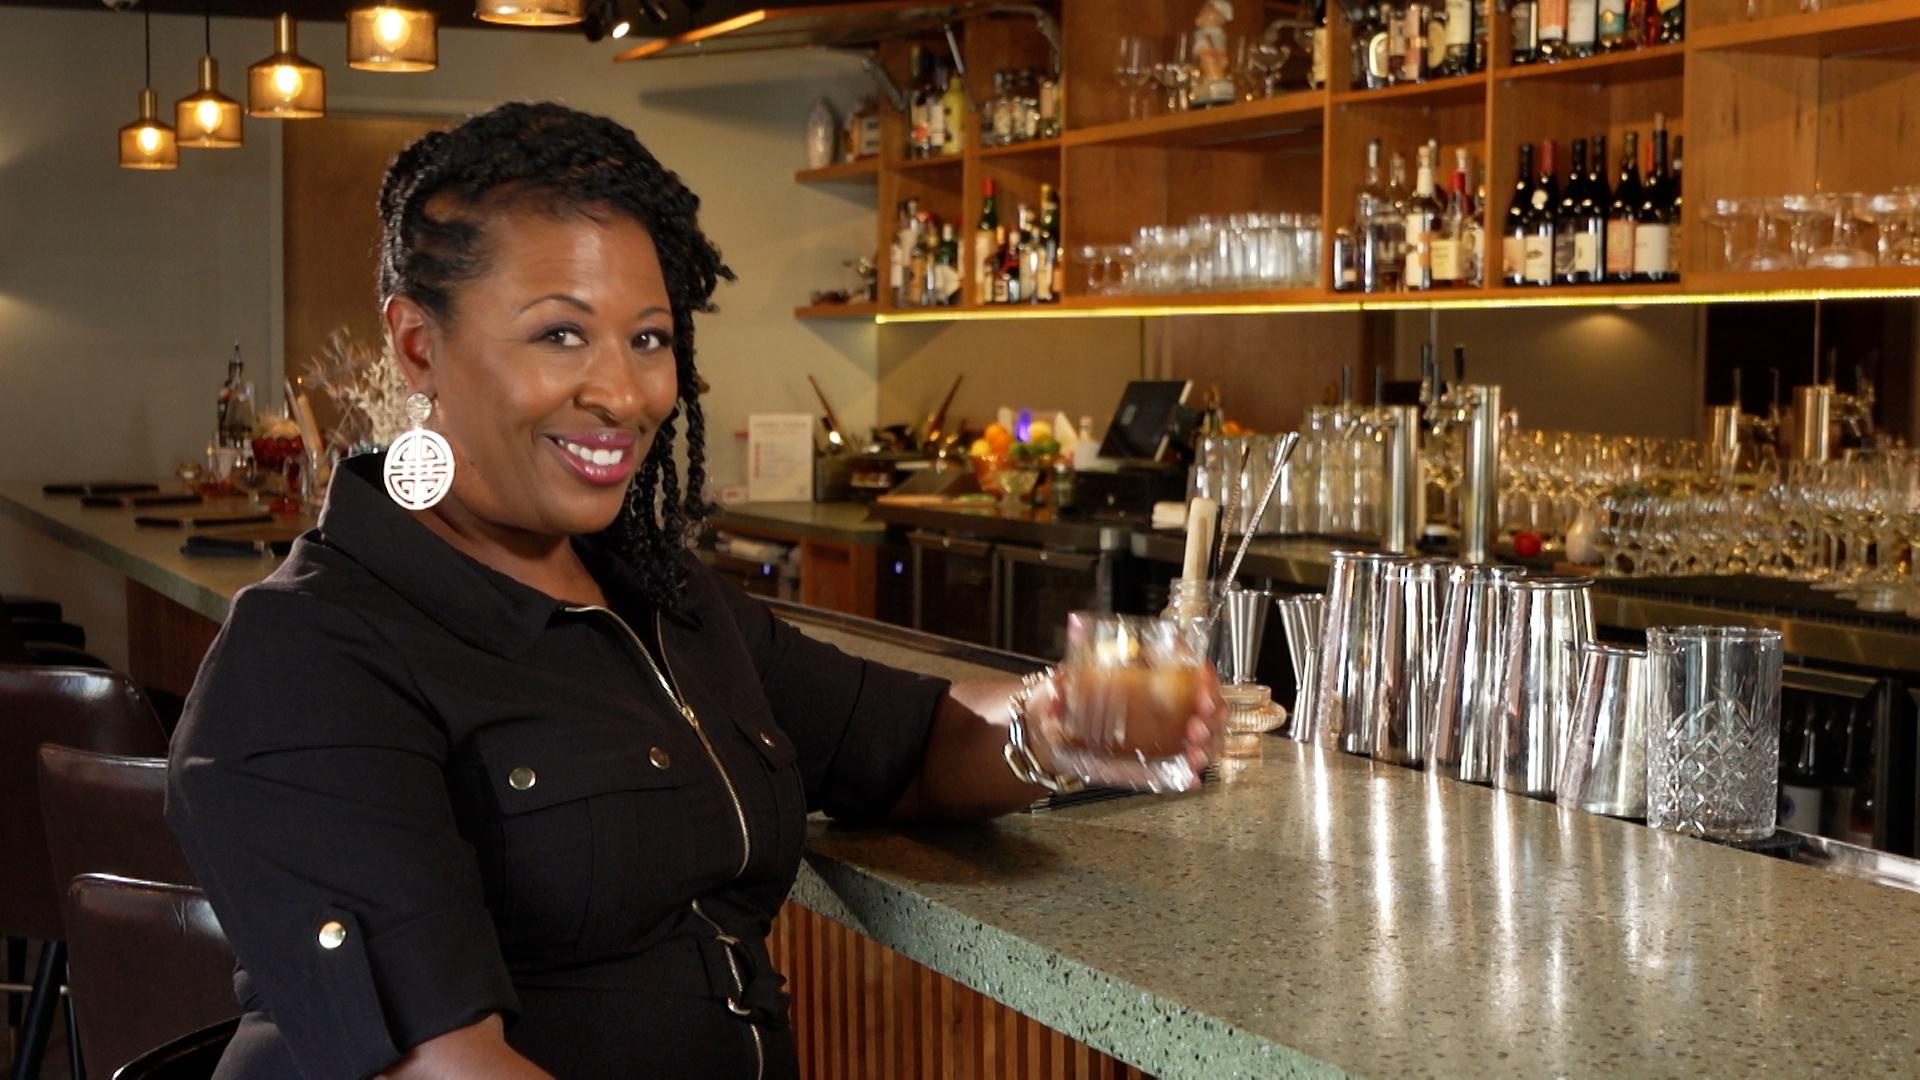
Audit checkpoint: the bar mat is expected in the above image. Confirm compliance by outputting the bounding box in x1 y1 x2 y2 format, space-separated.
135 511 275 529
81 493 203 509
1702 829 1805 862
1025 765 1220 814
43 482 160 497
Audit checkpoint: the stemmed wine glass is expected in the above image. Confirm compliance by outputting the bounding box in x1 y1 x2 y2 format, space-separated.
1856 191 1913 266
1113 36 1157 120
1773 193 1825 267
1152 34 1194 114
1701 197 1751 272
1807 193 1876 269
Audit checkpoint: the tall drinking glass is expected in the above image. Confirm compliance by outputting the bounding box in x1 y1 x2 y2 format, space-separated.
1644 626 1782 842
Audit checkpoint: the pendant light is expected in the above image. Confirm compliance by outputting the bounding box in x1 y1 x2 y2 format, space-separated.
475 0 586 28
348 6 438 72
175 4 243 147
247 13 325 119
119 7 178 170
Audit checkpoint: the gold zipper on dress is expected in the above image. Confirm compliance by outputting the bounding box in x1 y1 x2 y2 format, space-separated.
692 898 766 1080
563 605 751 877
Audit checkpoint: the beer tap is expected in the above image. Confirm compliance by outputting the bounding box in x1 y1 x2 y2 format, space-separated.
1790 350 1876 461
1423 344 1502 564
1708 368 1779 476
1365 361 1424 555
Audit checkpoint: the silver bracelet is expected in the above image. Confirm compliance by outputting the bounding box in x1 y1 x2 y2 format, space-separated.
1002 668 1087 795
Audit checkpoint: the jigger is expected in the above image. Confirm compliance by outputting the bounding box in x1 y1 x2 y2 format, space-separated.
1274 594 1324 744
1556 642 1650 819
1313 551 1408 756
1219 587 1272 685
1429 563 1519 783
1495 573 1595 799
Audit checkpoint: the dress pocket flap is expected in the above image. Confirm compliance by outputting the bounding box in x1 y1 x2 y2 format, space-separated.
473 722 690 813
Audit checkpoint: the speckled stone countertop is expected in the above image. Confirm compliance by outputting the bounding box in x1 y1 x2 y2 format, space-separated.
711 501 885 545
795 618 1920 1079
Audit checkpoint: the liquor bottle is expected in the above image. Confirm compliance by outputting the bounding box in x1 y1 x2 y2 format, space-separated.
1604 130 1640 283
1307 0 1331 88
1438 0 1474 75
1511 0 1540 64
1778 703 1824 835
1503 142 1534 286
1387 0 1413 81
1670 134 1684 272
1356 138 1400 292
1432 154 1467 287
1523 140 1558 286
1015 205 1041 302
1553 138 1585 284
1537 0 1570 60
1402 1 1433 83
1037 184 1062 303
941 63 967 155
216 344 255 450
907 47 930 157
1598 0 1633 50
924 61 951 158
1355 3 1394 89
1471 174 1488 284
935 223 961 305
974 178 999 301
1387 151 1411 275
1403 146 1441 290
1572 133 1609 283
1634 116 1676 282
1657 0 1683 42
990 225 1012 303
1568 0 1599 57
1472 0 1488 70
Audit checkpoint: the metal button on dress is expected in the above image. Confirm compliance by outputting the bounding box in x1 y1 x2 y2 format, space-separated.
507 767 537 791
317 921 348 950
648 747 671 770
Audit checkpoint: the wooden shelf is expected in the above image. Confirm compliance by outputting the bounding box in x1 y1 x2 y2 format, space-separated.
1686 266 1920 295
1690 0 1920 54
795 302 884 320
1331 71 1489 108
974 137 1064 159
1063 89 1328 149
891 154 965 172
1495 42 1688 83
794 158 881 184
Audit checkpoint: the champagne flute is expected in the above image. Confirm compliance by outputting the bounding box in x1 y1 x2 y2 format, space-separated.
1113 36 1157 120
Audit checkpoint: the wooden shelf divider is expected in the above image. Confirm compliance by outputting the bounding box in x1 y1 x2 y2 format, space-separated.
794 158 881 184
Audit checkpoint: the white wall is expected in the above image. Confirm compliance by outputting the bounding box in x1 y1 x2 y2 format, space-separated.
0 5 880 488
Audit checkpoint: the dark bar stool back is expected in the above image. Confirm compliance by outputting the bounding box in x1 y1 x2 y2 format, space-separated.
108 1016 238 1080
0 664 169 1079
63 877 236 1080
36 749 197 903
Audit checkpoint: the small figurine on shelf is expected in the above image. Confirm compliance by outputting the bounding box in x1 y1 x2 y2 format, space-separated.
1191 0 1238 107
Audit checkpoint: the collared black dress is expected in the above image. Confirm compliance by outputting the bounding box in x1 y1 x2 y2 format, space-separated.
166 453 948 1079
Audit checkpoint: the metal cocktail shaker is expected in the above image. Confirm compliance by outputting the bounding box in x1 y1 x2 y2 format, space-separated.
1495 573 1595 798
1313 551 1408 755
1369 558 1447 767
1429 563 1519 783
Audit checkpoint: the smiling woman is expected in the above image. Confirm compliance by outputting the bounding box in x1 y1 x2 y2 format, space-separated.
162 101 1229 1080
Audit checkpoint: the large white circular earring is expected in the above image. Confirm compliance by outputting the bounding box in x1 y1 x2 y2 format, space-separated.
383 392 456 511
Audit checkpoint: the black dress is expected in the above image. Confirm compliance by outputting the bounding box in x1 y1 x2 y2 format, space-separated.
166 453 947 1079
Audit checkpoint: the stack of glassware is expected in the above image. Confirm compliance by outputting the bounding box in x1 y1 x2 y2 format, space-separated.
1701 190 1920 272
1122 213 1324 295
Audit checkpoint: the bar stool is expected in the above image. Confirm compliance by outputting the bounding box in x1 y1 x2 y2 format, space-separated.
106 1016 237 1080
0 665 168 1080
61 877 235 1080
0 597 63 624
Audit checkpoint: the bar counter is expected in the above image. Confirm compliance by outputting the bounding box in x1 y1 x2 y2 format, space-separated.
7 485 1920 1077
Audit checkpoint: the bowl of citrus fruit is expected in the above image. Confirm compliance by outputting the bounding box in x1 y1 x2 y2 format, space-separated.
969 421 1061 511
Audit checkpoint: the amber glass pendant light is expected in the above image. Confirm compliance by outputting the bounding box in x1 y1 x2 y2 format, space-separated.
119 7 179 170
348 6 438 72
247 13 325 118
175 5 244 147
475 0 586 28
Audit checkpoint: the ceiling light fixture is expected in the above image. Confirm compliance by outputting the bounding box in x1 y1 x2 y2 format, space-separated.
175 4 243 148
348 5 438 71
475 0 586 27
119 6 179 170
247 13 325 118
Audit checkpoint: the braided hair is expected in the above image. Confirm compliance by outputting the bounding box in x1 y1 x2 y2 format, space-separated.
376 101 733 608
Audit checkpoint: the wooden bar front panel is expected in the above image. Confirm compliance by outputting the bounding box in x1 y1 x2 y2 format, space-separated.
769 902 1154 1080
125 580 222 700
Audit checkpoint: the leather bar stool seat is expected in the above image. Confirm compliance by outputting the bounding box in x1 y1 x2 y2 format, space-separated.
63 877 236 1080
37 749 197 910
109 1015 238 1080
0 665 169 1080
8 620 87 651
0 596 63 623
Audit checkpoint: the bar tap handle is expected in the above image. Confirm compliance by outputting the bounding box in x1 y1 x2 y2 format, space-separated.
1730 367 1743 411
1453 344 1467 390
1340 363 1354 407
1373 365 1386 408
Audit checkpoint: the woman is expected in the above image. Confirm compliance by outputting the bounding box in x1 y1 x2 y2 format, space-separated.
168 102 1222 1079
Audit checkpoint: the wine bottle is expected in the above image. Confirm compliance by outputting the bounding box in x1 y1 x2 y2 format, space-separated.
1432 153 1467 287
1511 0 1540 63
1523 140 1558 286
1634 116 1676 282
1403 146 1441 290
1574 133 1609 284
1537 0 1570 60
1598 0 1633 50
1604 131 1640 283
1670 134 1684 275
1503 142 1534 287
941 63 966 155
974 178 999 302
1553 138 1585 284
1037 184 1061 303
1568 0 1599 57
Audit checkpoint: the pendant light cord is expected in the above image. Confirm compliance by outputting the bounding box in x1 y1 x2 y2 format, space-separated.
143 4 152 86
204 0 212 55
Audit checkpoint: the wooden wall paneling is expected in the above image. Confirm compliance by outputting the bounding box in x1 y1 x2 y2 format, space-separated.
1683 49 1819 275
1061 145 1172 250
282 115 445 380
1062 0 1179 129
1154 310 1375 430
123 581 222 700
1815 45 1920 193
